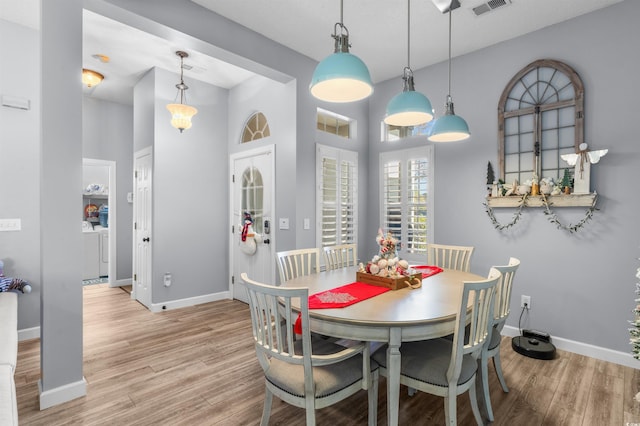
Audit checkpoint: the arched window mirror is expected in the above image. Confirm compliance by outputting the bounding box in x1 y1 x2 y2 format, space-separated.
241 112 271 143
242 166 264 234
498 59 584 184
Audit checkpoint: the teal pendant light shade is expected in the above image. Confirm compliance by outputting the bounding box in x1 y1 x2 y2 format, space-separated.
309 0 373 103
385 68 433 126
428 95 470 142
384 0 433 127
428 5 470 142
310 51 373 103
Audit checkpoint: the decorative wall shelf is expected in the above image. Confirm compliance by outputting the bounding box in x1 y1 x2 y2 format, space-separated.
486 193 596 208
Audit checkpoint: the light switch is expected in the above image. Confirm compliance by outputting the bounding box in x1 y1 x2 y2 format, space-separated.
0 218 21 231
279 218 289 230
303 218 310 230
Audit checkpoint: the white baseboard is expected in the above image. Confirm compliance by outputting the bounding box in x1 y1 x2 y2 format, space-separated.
38 377 87 410
110 278 132 288
503 326 640 369
149 291 231 313
18 326 40 341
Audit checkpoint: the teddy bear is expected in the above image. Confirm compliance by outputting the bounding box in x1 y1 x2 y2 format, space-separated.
0 260 32 293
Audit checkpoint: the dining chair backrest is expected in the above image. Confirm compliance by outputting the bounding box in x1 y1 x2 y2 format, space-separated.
491 257 521 330
323 244 357 271
276 248 320 284
480 258 520 421
427 243 474 272
241 272 310 369
452 268 501 365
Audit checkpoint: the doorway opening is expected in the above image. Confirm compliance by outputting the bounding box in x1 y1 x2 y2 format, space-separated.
82 158 117 287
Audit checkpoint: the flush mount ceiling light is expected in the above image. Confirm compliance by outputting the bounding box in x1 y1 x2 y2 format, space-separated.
384 0 433 127
309 0 373 103
82 69 104 88
428 4 470 142
166 51 198 133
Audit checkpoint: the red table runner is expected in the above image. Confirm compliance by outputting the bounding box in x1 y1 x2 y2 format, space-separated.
411 265 444 279
294 282 390 334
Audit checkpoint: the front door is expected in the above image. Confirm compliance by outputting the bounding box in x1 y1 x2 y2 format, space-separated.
230 145 275 303
133 147 152 308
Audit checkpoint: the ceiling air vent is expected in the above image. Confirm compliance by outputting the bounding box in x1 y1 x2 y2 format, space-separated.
472 0 512 16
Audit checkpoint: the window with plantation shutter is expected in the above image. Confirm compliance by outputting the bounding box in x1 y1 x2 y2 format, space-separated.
316 145 358 251
380 147 434 263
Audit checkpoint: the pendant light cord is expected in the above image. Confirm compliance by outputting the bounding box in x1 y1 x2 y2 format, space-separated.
179 55 185 104
340 0 344 25
407 0 411 69
447 9 452 97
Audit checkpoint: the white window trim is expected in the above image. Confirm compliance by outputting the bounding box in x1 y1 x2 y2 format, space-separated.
379 146 434 264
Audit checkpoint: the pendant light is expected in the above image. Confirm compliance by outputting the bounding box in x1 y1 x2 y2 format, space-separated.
428 5 470 142
309 0 373 103
166 51 198 133
384 0 433 127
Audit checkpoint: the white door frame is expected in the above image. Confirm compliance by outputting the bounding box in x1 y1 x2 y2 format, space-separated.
229 144 276 298
82 158 117 287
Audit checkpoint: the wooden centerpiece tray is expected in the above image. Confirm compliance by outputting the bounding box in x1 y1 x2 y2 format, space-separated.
356 271 422 291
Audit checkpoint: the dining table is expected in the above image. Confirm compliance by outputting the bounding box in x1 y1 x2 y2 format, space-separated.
281 265 486 426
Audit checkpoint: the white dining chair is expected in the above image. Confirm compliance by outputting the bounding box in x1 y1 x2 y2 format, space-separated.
372 268 501 425
276 248 320 284
427 243 475 272
241 273 379 426
323 244 357 271
480 257 521 422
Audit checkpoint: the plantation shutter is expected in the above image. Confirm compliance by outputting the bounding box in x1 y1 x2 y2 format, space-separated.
317 145 358 249
380 147 433 263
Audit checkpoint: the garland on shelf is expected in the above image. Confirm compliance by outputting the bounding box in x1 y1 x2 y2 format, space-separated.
540 193 598 233
483 194 528 230
484 193 599 232
630 265 640 360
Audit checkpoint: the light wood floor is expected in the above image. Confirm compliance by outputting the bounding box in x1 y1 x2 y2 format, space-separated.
15 284 640 425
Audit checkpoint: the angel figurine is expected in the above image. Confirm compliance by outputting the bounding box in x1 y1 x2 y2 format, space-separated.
560 143 608 194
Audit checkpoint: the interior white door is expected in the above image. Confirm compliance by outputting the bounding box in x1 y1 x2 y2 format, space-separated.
133 148 152 308
230 145 275 303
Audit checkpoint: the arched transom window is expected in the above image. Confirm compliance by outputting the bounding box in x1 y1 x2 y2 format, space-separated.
241 112 271 143
498 59 584 184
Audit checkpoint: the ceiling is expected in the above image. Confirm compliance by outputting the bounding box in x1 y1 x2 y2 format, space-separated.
0 0 624 105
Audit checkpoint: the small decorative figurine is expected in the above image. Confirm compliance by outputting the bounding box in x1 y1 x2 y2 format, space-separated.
561 143 608 194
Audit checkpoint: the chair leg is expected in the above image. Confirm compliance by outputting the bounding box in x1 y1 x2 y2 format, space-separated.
468 377 485 426
493 350 509 393
480 352 494 422
368 369 379 426
261 386 273 426
445 389 457 426
305 409 316 426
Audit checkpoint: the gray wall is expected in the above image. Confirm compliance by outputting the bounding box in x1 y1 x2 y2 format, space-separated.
368 0 639 353
40 0 84 397
83 97 133 280
150 67 229 302
0 19 41 330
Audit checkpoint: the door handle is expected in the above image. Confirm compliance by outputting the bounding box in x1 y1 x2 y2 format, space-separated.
142 237 150 242
263 238 270 245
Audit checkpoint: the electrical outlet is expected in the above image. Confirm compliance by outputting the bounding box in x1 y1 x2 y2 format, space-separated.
521 295 531 309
